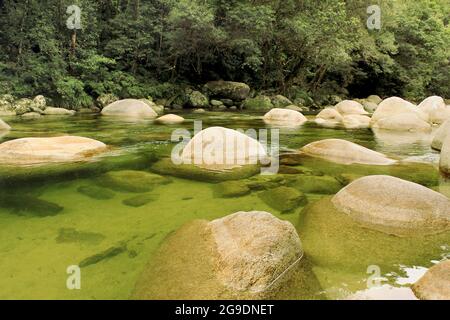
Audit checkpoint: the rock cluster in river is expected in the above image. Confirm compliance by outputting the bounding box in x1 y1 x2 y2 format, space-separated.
315 100 371 129
0 94 78 118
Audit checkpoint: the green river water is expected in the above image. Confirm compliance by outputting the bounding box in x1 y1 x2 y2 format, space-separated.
0 111 448 299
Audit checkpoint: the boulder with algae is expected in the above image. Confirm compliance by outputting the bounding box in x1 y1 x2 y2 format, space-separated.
132 211 323 299
297 175 450 272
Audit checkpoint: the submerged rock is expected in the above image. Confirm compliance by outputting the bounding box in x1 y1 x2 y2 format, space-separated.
77 185 115 200
0 194 63 217
290 175 342 194
332 175 450 236
180 127 268 170
56 228 105 245
133 211 322 299
21 112 41 119
258 187 307 213
97 170 171 193
263 108 307 126
101 99 157 118
79 243 127 268
155 114 184 124
122 193 159 207
412 260 450 300
42 107 75 116
214 181 251 198
0 136 107 165
300 139 396 165
151 158 260 183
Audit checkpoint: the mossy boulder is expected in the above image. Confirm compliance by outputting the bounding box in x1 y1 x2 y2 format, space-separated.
297 197 450 273
151 158 260 183
243 95 273 111
214 181 251 198
123 194 159 207
271 95 293 108
203 81 250 101
290 175 342 194
97 170 171 193
77 185 115 200
187 90 209 108
258 186 307 213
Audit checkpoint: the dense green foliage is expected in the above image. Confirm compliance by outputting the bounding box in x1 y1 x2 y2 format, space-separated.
0 0 448 108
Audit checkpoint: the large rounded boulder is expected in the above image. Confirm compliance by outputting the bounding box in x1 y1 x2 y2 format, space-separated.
101 99 157 118
418 96 450 125
300 139 396 165
263 108 307 126
133 211 322 299
432 119 450 151
331 175 450 236
335 100 368 116
0 136 107 165
180 127 268 170
371 97 430 132
412 260 450 300
209 211 303 293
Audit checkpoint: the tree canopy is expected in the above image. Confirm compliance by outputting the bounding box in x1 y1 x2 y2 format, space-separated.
0 0 448 108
